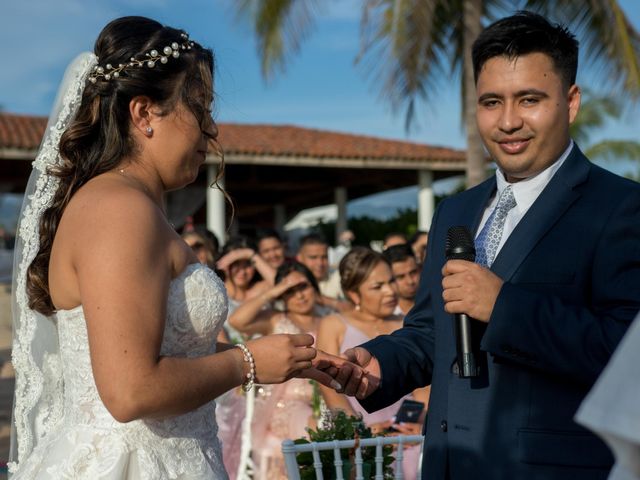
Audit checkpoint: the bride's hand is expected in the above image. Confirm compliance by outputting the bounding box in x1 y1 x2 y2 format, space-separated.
245 333 318 384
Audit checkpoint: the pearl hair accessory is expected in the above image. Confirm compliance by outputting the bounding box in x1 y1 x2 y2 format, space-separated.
235 344 256 392
88 32 194 83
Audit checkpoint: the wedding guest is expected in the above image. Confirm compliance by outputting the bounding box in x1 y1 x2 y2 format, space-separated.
383 244 420 316
329 229 354 268
182 229 217 268
256 228 287 270
382 232 408 250
296 233 350 313
230 261 325 479
409 230 428 265
199 226 221 261
217 236 276 304
317 247 427 480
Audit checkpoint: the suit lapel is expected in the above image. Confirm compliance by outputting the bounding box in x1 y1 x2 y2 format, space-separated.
457 177 497 234
490 146 591 282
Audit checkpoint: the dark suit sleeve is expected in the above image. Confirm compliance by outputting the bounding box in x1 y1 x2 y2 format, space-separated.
481 189 640 385
358 204 441 412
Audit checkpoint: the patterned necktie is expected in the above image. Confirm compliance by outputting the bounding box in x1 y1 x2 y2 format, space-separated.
475 185 517 267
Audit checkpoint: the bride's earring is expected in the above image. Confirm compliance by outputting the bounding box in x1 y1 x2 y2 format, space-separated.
145 126 153 136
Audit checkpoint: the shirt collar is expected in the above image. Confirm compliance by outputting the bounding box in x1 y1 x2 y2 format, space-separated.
495 140 574 215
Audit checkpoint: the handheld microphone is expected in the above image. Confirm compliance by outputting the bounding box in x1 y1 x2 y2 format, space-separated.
445 226 479 378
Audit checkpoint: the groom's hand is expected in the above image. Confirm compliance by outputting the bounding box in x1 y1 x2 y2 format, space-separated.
341 347 381 399
297 350 354 391
298 350 379 399
441 259 503 322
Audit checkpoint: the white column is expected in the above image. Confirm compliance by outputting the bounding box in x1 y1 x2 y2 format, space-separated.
334 187 348 244
274 204 286 232
207 164 226 246
418 170 434 231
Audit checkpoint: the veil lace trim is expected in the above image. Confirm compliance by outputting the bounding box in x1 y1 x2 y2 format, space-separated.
9 52 97 472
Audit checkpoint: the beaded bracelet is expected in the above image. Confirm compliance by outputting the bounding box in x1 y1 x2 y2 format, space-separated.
235 344 256 392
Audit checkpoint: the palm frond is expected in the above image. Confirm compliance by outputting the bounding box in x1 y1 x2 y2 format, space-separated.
236 0 321 81
584 140 640 162
570 89 622 143
357 0 461 129
523 0 640 98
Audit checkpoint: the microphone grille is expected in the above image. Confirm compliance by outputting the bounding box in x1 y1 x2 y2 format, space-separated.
446 226 475 261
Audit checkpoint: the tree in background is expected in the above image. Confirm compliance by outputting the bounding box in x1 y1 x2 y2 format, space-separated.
234 1 640 187
314 185 463 246
316 207 420 247
570 89 640 176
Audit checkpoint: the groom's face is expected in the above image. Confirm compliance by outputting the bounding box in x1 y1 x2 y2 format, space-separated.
475 52 581 182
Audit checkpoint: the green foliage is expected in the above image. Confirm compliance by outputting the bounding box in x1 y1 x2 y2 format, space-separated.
310 380 322 420
566 89 640 181
294 410 395 479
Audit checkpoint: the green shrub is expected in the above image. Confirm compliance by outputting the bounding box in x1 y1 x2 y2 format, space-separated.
293 410 394 479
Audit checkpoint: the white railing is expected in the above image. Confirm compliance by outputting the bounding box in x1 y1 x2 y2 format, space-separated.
281 434 424 480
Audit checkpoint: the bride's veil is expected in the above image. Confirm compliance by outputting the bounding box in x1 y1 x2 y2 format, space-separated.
9 52 97 474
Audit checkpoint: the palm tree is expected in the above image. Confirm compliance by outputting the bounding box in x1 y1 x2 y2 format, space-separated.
235 1 640 187
570 89 640 166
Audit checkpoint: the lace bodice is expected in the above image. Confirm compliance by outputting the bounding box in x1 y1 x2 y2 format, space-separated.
12 263 230 479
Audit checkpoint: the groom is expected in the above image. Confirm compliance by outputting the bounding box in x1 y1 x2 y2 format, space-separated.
341 11 640 480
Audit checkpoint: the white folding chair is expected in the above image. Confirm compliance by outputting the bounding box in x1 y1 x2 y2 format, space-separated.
281 434 424 480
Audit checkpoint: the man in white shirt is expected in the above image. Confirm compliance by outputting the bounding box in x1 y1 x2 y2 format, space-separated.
383 243 420 316
296 233 349 313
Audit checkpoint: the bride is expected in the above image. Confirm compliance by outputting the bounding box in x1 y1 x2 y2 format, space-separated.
9 16 362 479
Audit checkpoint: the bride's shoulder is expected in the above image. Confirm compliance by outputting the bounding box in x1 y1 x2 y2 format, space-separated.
68 174 160 223
61 173 166 249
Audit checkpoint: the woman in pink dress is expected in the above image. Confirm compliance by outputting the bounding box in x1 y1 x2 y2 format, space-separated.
317 247 430 480
229 261 325 479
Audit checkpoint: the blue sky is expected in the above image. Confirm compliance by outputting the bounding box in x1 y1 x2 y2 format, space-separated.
1 0 639 217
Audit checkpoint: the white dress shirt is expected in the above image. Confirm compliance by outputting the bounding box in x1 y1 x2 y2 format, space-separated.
475 140 574 254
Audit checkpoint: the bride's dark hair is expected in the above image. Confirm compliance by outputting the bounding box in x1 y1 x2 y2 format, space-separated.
27 16 221 315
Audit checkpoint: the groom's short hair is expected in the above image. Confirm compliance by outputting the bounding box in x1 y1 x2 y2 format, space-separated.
472 11 579 88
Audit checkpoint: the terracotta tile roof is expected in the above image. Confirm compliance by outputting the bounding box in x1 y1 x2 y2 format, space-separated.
0 113 47 150
0 112 465 163
218 123 465 162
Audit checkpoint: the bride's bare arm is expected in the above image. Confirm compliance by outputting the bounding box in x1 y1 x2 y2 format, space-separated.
69 186 315 422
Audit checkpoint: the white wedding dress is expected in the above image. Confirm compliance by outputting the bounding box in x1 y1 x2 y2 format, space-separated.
11 263 229 479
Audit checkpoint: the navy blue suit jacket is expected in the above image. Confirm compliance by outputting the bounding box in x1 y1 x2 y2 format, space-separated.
361 146 640 480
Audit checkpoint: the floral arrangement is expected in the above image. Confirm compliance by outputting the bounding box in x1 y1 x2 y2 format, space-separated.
293 409 395 480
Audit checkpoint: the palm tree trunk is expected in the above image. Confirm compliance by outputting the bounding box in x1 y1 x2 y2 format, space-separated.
463 0 486 188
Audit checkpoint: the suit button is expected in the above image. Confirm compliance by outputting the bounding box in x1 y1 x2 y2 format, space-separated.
452 363 460 375
440 420 448 432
